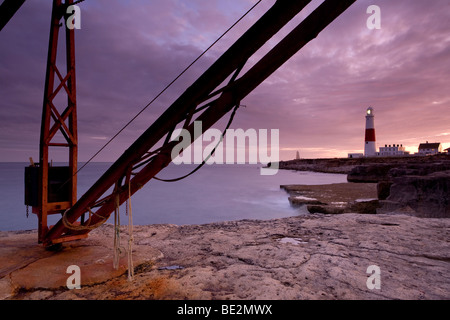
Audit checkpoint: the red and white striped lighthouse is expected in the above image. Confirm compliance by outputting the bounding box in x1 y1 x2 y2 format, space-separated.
364 107 377 157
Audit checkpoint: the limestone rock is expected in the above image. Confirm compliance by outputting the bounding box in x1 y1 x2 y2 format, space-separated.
377 181 393 200
282 183 378 214
347 158 450 183
2 214 448 300
0 224 163 297
347 164 395 183
307 205 345 214
388 162 450 178
287 196 325 207
348 200 380 214
379 170 450 218
347 159 450 215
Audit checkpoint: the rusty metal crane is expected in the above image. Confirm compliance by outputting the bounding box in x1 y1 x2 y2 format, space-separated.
19 0 80 244
3 0 357 246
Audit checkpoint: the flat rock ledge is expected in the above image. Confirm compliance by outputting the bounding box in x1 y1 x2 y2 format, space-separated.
281 183 379 214
1 214 449 300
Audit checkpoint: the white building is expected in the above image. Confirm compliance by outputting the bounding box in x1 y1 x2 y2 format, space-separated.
378 144 410 157
418 142 442 155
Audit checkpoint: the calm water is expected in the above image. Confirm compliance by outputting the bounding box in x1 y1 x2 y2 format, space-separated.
0 162 347 231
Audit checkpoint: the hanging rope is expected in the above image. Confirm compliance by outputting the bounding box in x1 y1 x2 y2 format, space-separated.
126 182 134 281
113 194 122 270
110 185 134 278
62 207 108 231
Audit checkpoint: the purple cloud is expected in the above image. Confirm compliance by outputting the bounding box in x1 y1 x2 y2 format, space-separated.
0 0 449 162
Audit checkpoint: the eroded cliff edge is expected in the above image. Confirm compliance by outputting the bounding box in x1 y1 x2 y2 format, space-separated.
279 155 450 218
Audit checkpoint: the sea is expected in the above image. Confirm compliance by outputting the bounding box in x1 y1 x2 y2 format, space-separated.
0 162 347 231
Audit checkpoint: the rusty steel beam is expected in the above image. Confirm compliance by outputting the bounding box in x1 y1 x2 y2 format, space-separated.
44 0 314 244
37 0 78 243
0 0 26 31
44 0 357 245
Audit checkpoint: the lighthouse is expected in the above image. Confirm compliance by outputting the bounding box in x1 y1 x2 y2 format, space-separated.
364 107 377 157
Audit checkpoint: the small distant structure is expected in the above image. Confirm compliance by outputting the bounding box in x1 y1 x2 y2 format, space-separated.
295 151 300 160
348 153 364 159
445 147 450 154
378 144 410 157
417 141 442 155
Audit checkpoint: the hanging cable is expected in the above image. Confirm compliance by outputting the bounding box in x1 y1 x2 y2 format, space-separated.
75 0 263 176
153 103 240 183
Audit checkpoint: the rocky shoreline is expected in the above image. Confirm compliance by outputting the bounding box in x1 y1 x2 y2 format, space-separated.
281 183 379 215
278 154 450 174
1 213 449 300
280 154 450 218
1 155 449 300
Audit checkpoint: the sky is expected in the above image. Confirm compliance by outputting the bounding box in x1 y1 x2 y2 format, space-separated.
1 0 449 162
